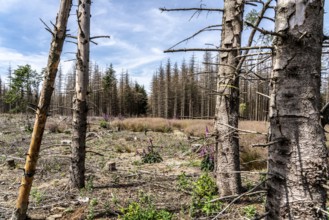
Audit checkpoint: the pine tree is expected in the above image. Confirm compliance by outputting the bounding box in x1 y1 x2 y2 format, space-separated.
164 59 172 118
172 62 180 118
4 65 41 113
157 64 165 118
102 64 118 116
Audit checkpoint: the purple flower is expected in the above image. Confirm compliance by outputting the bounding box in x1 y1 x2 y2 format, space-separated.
205 126 209 137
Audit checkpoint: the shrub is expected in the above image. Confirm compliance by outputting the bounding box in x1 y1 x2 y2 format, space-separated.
140 139 163 164
120 192 172 220
100 120 109 129
190 173 222 217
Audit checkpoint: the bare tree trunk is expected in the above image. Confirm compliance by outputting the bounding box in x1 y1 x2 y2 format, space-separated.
70 0 90 188
214 0 243 197
11 1 72 219
266 1 327 219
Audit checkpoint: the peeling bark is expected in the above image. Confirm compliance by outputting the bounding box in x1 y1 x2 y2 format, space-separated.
11 1 72 219
214 0 244 197
70 0 90 188
266 1 327 219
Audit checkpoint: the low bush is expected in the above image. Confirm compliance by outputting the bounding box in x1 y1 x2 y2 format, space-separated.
140 139 163 164
190 173 222 217
120 191 172 220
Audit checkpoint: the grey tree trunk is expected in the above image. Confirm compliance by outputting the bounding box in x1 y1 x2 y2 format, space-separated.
11 0 72 219
266 1 328 219
214 0 244 197
70 0 91 188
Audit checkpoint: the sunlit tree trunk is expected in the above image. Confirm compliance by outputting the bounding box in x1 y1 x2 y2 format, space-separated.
214 0 244 196
11 1 72 219
266 1 327 219
70 0 90 188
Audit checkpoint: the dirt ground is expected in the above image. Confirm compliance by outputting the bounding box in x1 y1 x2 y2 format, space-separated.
0 114 267 220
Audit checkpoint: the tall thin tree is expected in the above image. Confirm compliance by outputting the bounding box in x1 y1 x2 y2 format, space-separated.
11 0 72 219
214 0 244 196
70 0 91 188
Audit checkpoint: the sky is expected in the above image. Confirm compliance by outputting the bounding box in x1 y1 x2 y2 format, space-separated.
0 0 329 91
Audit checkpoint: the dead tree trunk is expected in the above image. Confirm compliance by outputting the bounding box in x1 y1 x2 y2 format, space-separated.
11 1 72 219
70 0 90 188
214 0 243 196
266 1 328 219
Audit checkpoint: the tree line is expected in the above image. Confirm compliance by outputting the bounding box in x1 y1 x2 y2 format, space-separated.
0 52 272 121
0 63 148 117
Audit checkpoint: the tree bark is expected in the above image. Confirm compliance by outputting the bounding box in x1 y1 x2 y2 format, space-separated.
70 0 91 188
214 0 243 197
11 1 72 219
266 1 328 219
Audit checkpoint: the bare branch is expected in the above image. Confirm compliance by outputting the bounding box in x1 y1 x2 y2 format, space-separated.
324 35 329 41
211 178 270 219
210 190 266 202
262 16 275 22
245 21 283 37
217 123 267 135
252 140 280 148
90 35 111 40
237 0 273 71
164 46 273 53
39 18 54 36
65 40 78 45
159 7 223 12
66 34 77 39
168 25 222 50
256 91 270 99
246 0 265 6
245 2 258 7
315 207 329 217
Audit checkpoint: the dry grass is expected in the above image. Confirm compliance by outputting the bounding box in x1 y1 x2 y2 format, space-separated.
110 118 214 136
110 118 269 170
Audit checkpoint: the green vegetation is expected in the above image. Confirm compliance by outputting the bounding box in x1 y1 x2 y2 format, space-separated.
120 192 172 220
190 173 222 217
4 64 42 113
87 198 98 220
141 139 163 164
100 120 109 129
242 205 257 219
177 172 192 191
30 188 43 205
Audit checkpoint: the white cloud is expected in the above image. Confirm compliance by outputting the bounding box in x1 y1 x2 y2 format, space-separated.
0 47 47 76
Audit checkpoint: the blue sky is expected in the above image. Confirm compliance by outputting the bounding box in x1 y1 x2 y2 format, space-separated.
0 0 328 91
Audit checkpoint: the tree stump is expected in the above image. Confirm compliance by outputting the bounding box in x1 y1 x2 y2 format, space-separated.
6 159 15 169
105 162 116 172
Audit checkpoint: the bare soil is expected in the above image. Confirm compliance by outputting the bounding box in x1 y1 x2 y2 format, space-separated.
0 114 268 220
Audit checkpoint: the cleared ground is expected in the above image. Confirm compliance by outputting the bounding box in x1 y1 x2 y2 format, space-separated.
0 114 269 220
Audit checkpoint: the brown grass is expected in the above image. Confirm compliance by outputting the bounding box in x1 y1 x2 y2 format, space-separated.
110 118 214 136
109 118 269 170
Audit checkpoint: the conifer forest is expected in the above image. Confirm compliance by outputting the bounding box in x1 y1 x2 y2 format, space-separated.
1 0 329 220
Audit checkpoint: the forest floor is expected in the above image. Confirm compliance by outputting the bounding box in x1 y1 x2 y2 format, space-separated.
0 114 270 220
